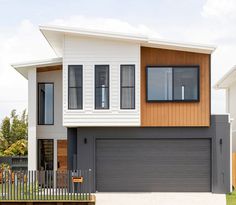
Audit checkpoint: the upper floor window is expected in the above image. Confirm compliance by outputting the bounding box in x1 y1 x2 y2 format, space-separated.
68 65 83 109
95 65 109 109
38 83 54 125
146 66 199 102
120 65 135 109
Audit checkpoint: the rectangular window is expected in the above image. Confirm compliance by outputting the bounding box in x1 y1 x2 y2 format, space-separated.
38 139 54 170
120 65 135 109
95 65 109 109
68 65 83 109
146 66 199 102
38 83 54 125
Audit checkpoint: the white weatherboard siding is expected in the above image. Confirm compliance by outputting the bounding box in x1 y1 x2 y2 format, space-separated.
28 68 37 170
63 35 140 126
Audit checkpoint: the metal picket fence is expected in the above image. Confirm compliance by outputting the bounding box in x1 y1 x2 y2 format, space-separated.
0 169 92 201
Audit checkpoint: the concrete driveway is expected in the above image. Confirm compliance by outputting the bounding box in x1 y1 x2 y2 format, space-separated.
96 193 226 205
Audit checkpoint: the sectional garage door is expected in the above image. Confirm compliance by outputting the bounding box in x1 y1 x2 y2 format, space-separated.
96 139 211 192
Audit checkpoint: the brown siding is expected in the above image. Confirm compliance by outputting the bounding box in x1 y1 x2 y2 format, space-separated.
57 140 67 170
141 47 210 127
37 65 62 72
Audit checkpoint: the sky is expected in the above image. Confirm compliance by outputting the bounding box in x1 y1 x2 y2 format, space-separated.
0 0 236 120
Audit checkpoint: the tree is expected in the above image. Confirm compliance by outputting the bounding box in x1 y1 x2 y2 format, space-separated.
3 139 28 156
0 109 28 156
1 116 11 143
10 109 28 142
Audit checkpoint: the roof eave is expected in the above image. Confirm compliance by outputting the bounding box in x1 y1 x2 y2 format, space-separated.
11 57 63 79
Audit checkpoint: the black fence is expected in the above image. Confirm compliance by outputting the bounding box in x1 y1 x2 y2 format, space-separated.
0 169 92 201
0 156 27 171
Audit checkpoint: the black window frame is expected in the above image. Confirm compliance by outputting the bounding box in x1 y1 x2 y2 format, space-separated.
120 64 135 109
146 65 200 102
95 65 110 110
68 65 83 110
37 139 54 171
38 82 54 125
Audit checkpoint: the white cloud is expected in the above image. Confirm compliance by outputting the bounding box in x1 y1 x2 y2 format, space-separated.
202 0 236 19
49 16 161 38
0 19 55 120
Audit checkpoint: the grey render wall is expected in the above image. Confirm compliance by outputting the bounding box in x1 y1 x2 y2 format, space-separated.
68 115 230 193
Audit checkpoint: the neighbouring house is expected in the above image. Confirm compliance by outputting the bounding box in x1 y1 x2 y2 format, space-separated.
215 66 236 151
12 25 231 193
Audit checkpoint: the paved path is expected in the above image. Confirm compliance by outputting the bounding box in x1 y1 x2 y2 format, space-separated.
96 193 226 205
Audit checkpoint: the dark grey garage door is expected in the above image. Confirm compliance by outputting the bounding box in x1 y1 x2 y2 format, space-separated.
96 139 211 192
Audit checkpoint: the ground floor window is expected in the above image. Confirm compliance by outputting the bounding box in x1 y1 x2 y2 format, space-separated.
38 139 54 170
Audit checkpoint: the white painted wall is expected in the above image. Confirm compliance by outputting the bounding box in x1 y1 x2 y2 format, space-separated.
37 70 67 170
228 82 236 151
63 35 140 127
28 67 37 170
37 70 67 139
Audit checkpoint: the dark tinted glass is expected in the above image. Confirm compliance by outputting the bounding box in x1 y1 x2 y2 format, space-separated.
95 65 109 109
173 68 198 100
38 83 53 124
68 65 83 109
121 65 135 109
147 67 199 101
147 67 173 101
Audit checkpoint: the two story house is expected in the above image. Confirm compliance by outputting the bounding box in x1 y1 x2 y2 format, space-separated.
12 25 231 193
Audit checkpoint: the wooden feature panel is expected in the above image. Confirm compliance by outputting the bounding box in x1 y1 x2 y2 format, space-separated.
37 65 62 72
57 140 67 171
233 152 236 188
141 47 210 127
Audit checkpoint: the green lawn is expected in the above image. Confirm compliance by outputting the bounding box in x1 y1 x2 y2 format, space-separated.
227 190 236 205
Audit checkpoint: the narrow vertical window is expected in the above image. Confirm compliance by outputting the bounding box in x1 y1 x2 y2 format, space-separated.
95 65 109 109
68 65 83 109
120 65 135 109
38 83 54 125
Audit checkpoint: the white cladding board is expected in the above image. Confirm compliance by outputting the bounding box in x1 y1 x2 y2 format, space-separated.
229 82 236 151
37 70 67 139
63 35 140 126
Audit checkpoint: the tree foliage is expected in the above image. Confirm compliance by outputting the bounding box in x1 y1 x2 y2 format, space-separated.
0 109 28 156
3 139 28 156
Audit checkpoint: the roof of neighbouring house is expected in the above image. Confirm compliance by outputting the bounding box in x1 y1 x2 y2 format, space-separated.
214 65 236 89
12 25 216 79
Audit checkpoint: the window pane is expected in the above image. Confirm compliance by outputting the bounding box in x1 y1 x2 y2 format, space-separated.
173 68 198 100
69 88 82 109
121 88 135 109
121 65 135 86
95 65 109 87
147 68 172 101
95 87 109 109
38 139 53 170
38 83 53 124
95 65 109 109
69 65 82 87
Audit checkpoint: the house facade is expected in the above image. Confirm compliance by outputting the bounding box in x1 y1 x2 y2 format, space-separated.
215 66 236 151
12 25 231 193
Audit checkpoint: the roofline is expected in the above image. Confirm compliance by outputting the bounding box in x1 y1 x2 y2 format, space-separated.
11 57 62 68
214 65 236 89
39 25 216 54
11 57 62 79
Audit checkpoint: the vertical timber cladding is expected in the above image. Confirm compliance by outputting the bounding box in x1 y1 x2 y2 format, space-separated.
141 47 210 127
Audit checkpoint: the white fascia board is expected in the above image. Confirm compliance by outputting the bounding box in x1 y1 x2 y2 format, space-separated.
145 39 216 54
214 66 236 89
39 25 216 56
11 57 62 79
